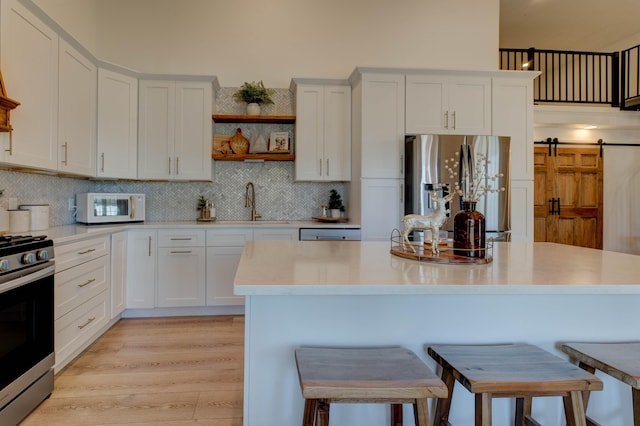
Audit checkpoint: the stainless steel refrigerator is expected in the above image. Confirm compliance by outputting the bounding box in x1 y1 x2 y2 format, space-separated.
404 134 511 239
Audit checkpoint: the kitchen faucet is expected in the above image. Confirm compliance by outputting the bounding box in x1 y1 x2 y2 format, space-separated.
245 182 261 221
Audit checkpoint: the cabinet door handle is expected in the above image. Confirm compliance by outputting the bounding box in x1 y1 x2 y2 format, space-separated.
78 248 96 255
326 159 330 176
78 317 96 330
451 111 456 129
78 278 96 288
62 142 69 165
170 250 192 254
168 157 171 175
400 183 404 204
176 157 179 175
400 154 404 176
444 111 449 129
148 236 152 257
170 237 192 240
100 152 105 172
548 198 555 215
319 159 322 176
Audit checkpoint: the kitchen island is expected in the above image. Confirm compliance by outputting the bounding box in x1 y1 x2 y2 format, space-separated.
234 241 640 426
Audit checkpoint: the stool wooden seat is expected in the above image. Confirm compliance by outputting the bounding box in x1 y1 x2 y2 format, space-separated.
425 343 603 426
561 341 640 426
295 346 448 426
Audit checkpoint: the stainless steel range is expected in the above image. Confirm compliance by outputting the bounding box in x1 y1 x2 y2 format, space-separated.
0 235 55 425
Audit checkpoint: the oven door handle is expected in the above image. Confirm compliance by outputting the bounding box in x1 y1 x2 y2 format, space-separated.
0 263 55 295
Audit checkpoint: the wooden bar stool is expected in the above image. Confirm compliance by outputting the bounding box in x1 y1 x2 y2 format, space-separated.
294 346 448 426
425 343 603 426
561 341 640 426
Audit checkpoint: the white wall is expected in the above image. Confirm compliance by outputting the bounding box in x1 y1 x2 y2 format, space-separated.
31 0 99 53
31 0 500 87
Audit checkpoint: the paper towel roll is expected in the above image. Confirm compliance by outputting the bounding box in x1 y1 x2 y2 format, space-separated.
9 209 30 233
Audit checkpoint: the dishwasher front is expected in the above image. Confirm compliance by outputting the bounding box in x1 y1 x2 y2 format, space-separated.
299 228 361 241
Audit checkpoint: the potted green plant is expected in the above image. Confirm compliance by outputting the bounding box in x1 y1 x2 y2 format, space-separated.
232 80 274 115
327 189 344 218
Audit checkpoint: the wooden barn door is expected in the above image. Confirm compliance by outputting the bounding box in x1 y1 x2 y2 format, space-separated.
534 147 603 248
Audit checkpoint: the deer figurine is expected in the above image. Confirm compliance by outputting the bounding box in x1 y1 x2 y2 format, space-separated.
401 191 455 255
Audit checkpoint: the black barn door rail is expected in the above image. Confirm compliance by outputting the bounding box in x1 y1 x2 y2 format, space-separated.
534 138 640 157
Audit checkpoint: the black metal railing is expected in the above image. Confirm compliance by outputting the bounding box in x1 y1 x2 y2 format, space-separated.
500 48 619 107
621 44 640 110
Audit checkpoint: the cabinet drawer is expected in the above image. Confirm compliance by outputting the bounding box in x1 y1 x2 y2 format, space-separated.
55 235 110 272
55 290 109 369
55 255 110 319
206 228 253 247
158 229 205 247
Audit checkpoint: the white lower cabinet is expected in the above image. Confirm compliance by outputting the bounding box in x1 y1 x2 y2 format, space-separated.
361 178 403 241
54 235 111 372
126 229 156 308
157 230 206 307
206 227 298 306
206 229 252 306
110 231 127 318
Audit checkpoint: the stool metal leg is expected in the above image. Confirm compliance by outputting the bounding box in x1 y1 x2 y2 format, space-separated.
302 399 316 426
413 398 431 426
563 390 587 426
433 367 455 425
391 404 403 426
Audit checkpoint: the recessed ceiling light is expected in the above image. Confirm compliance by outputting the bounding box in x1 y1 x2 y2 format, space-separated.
584 125 597 129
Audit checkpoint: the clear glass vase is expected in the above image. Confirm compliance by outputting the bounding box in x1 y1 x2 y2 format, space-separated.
453 201 486 258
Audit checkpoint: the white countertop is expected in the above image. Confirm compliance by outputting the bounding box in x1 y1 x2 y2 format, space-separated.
43 220 360 244
234 241 640 295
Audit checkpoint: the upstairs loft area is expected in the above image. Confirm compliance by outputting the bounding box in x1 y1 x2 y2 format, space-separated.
500 45 640 110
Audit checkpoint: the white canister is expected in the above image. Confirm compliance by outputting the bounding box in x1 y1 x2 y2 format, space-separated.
19 204 50 231
9 209 30 233
0 208 9 233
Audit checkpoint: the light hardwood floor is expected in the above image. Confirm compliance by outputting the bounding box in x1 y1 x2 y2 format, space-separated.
22 316 245 426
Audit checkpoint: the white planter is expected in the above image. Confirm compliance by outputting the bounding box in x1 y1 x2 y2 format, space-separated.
330 209 341 218
246 103 261 115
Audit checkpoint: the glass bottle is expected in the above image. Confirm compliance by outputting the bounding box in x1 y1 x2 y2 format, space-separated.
453 201 486 258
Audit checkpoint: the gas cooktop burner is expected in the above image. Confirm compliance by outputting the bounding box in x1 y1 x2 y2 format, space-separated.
0 235 48 247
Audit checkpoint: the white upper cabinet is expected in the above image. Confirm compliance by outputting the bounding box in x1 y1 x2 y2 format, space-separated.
58 38 97 176
293 80 351 181
405 74 491 135
138 79 212 181
97 68 138 179
0 0 58 170
357 73 405 179
492 75 535 181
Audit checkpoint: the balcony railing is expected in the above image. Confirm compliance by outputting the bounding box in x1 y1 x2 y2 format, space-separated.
500 48 620 108
621 45 640 110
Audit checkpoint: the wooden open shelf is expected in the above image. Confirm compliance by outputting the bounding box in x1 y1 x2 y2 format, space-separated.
212 153 295 161
212 114 296 124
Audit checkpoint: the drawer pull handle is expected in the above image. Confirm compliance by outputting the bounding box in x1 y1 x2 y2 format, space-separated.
78 317 96 330
78 278 96 288
170 250 192 254
78 248 96 255
170 238 192 241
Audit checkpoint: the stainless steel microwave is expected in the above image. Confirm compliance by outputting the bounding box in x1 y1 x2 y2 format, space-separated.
76 193 145 224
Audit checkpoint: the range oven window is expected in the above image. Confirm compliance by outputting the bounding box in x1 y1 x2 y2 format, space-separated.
0 276 53 391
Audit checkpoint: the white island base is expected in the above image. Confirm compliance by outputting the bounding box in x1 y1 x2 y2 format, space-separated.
235 241 640 426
